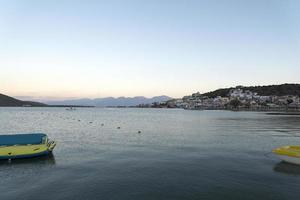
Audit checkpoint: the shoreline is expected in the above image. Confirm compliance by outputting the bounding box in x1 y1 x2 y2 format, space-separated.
1 106 300 114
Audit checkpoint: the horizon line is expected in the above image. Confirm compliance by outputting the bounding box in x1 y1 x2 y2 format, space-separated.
9 82 300 102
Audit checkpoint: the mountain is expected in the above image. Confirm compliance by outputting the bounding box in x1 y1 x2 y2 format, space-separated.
0 93 46 107
46 96 172 107
202 83 300 98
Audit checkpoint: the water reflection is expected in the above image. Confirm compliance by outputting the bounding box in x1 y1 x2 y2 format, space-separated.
0 154 56 166
273 161 300 175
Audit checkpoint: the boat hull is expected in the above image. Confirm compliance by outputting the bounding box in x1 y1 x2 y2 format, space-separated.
278 155 300 165
273 146 300 165
0 143 55 160
0 150 50 160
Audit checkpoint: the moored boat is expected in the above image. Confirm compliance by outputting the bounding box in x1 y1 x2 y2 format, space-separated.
273 146 300 165
0 133 56 160
66 107 76 111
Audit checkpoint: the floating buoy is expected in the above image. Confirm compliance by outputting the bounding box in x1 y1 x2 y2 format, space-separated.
138 131 141 133
101 123 104 126
117 127 121 129
78 120 81 122
89 122 93 124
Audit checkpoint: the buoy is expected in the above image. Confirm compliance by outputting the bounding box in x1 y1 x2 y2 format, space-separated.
78 120 81 122
138 131 141 133
89 122 93 124
101 123 104 126
117 127 121 129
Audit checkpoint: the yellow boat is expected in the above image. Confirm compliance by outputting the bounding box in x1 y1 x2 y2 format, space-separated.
0 133 56 160
273 146 300 165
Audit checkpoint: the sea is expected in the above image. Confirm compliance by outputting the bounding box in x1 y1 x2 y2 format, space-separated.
0 107 299 200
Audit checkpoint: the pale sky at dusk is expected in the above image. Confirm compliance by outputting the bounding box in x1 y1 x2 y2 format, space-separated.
1 0 299 100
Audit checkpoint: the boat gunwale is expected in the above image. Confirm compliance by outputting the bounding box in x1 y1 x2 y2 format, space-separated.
273 146 300 158
0 143 43 147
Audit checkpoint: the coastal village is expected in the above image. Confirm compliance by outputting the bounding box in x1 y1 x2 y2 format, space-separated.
139 86 300 111
1 84 299 110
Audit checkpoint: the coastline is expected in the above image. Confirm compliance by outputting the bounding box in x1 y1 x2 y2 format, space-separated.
1 105 300 114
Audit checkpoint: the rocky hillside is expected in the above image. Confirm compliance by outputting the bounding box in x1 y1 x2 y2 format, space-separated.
0 93 46 107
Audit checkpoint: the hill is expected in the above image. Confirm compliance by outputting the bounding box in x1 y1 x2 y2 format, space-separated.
46 96 172 107
0 93 46 107
202 84 300 98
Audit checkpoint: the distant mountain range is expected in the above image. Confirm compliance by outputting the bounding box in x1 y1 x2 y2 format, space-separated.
0 93 171 107
0 93 46 107
45 96 172 107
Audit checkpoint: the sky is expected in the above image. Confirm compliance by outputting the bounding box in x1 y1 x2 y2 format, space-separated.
0 0 299 100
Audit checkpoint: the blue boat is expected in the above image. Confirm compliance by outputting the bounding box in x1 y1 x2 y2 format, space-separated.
0 133 56 160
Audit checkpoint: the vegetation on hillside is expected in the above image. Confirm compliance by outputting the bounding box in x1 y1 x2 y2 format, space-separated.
0 93 46 107
202 84 300 98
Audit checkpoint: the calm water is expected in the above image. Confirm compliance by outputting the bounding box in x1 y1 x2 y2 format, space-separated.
0 108 299 200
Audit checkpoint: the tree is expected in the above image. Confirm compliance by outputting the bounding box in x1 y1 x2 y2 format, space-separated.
229 99 241 109
287 99 293 104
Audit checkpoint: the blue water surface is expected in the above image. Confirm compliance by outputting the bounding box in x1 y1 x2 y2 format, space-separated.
0 108 299 200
